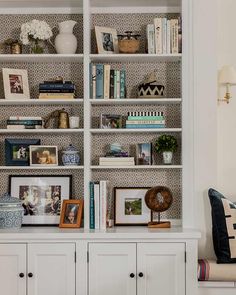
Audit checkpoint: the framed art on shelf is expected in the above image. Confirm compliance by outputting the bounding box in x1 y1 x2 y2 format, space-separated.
114 187 151 225
136 143 152 165
59 199 83 228
9 175 72 225
95 26 119 54
2 68 30 100
100 114 122 129
29 145 58 166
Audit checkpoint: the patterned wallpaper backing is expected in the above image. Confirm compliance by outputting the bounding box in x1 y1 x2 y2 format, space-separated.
0 13 182 221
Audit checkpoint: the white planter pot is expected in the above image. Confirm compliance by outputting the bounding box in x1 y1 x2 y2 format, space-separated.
162 151 173 165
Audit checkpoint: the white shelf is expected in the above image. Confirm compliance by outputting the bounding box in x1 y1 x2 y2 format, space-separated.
0 166 84 170
0 54 83 63
90 128 182 134
90 54 182 63
0 129 84 134
0 99 83 105
90 98 182 105
91 165 182 169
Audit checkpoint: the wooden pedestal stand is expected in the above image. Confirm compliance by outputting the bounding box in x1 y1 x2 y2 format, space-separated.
148 211 171 228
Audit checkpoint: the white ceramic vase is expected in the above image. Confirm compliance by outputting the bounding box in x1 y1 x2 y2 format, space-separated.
54 20 77 54
162 151 173 165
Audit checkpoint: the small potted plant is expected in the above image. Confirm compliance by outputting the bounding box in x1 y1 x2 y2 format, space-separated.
155 134 178 165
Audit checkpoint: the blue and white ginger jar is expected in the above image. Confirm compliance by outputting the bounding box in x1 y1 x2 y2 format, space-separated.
62 144 80 166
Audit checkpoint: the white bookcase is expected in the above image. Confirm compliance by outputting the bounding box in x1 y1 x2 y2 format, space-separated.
0 0 194 230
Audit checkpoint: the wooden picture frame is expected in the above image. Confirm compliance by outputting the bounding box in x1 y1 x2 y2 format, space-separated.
2 68 30 100
59 199 83 228
29 145 58 167
95 26 119 54
114 187 151 225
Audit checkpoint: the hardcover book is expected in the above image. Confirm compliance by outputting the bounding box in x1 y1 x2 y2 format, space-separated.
96 64 104 99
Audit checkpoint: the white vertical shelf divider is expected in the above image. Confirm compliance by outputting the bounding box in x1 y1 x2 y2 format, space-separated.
83 0 92 229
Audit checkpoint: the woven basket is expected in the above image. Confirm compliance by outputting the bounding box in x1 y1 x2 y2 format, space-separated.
138 81 165 98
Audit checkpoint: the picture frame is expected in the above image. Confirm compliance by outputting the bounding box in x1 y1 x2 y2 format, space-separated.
9 175 72 225
114 187 151 225
2 68 30 100
29 145 58 167
95 26 119 54
136 143 152 165
5 138 41 166
59 199 83 228
100 114 122 129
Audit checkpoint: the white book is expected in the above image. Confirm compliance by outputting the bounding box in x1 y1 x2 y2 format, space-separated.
162 18 167 54
104 64 111 99
94 182 100 229
7 125 42 129
167 20 171 54
171 19 179 54
100 157 135 162
100 163 134 166
92 64 96 99
99 180 107 230
9 116 42 120
154 18 162 54
116 70 121 99
147 24 155 54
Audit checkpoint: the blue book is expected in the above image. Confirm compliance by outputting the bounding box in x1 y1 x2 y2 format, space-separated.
39 83 75 90
126 124 165 129
7 120 43 125
96 64 104 99
120 69 126 99
89 182 95 229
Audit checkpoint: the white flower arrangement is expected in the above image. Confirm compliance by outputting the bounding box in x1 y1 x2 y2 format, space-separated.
20 19 53 45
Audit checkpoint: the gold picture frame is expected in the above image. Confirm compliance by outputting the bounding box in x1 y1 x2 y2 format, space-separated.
59 199 83 228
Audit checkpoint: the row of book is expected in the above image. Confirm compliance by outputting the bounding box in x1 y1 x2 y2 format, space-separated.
89 181 109 229
90 64 126 99
126 111 165 129
7 116 43 129
147 17 182 54
39 80 76 99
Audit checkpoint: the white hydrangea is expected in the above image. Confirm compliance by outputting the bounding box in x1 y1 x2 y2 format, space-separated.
20 19 53 45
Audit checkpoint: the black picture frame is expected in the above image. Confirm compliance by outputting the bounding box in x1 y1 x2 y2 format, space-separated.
9 175 72 226
5 138 40 166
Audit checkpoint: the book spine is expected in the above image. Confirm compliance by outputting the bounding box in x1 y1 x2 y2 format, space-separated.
9 116 42 120
154 18 162 54
128 111 164 117
120 69 126 99
116 70 121 99
126 124 165 128
126 120 165 124
39 84 75 90
114 70 117 99
104 64 111 99
89 182 95 229
147 24 155 54
162 18 167 54
110 69 115 99
173 19 179 54
178 16 182 53
7 120 43 125
7 125 42 129
167 20 171 54
99 180 107 230
90 63 92 99
94 182 100 230
96 64 104 99
127 116 164 120
39 93 75 98
39 89 75 93
92 65 97 99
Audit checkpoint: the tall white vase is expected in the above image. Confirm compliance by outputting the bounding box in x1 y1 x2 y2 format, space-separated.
54 20 77 54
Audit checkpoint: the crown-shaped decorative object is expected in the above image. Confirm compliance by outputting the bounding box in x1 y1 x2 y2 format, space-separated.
138 72 165 98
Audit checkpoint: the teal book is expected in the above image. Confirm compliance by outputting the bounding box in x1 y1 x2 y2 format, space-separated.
96 64 104 99
126 124 165 129
89 63 93 99
120 68 126 99
89 182 95 229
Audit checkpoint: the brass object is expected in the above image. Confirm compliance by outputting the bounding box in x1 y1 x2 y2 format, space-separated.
145 186 173 228
44 109 69 129
10 42 22 54
118 31 141 54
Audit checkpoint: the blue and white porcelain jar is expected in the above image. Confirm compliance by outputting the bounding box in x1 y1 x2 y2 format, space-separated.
62 144 80 166
0 194 23 229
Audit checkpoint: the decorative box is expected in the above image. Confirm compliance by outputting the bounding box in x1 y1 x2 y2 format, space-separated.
0 194 23 229
118 31 141 54
62 144 80 166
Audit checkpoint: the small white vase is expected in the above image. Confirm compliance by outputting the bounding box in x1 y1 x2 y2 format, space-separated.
162 151 173 165
54 20 77 54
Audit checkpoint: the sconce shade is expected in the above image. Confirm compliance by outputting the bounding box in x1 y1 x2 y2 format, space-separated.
219 65 236 85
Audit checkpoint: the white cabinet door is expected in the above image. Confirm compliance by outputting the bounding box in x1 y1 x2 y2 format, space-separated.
89 243 136 295
137 243 185 295
27 243 75 295
0 244 26 295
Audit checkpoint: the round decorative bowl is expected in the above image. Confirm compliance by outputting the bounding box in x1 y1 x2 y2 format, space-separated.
0 193 23 229
118 31 141 54
62 144 80 166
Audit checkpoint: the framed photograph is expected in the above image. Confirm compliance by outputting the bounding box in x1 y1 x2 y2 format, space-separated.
9 175 72 225
29 145 58 166
59 200 83 228
100 114 122 129
2 68 30 100
5 138 41 166
136 143 152 165
95 26 119 54
114 187 151 225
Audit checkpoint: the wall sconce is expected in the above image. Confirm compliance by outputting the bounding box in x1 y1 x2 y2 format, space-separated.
218 65 236 104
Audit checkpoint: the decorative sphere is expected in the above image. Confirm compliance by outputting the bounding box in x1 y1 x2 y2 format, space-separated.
145 186 173 213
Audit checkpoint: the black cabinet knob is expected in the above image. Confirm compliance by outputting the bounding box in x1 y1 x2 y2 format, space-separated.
28 273 33 278
130 273 135 278
138 272 144 277
19 273 24 278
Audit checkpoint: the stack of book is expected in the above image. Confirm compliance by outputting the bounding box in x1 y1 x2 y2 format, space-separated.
39 81 76 99
99 157 135 166
90 64 126 99
7 116 43 129
89 180 109 230
146 16 182 54
126 112 165 129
